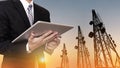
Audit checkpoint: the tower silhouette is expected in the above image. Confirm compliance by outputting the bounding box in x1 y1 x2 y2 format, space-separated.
75 26 91 68
89 9 120 68
61 43 69 68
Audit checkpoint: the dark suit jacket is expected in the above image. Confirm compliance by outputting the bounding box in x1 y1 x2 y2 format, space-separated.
0 0 50 68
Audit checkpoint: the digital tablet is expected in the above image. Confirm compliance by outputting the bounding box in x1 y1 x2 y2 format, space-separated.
12 21 73 43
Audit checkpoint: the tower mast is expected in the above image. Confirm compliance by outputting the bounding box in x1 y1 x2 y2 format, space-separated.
75 26 91 68
61 43 69 68
89 9 120 68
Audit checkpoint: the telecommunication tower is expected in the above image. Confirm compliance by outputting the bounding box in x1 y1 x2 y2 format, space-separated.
88 9 120 68
75 26 91 68
60 43 69 68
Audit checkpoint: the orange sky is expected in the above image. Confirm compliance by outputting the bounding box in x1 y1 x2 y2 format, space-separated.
1 0 120 68
0 26 120 68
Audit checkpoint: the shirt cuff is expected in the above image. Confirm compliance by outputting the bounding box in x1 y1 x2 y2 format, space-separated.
26 43 32 53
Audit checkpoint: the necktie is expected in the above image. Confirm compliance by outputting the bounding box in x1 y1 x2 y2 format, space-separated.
27 4 34 25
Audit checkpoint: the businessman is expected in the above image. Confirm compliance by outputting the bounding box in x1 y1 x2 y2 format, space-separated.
0 0 60 68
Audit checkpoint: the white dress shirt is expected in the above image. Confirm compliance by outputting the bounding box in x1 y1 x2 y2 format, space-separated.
20 0 34 21
20 0 34 53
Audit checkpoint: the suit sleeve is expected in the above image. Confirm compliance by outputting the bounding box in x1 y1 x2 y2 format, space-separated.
0 8 28 56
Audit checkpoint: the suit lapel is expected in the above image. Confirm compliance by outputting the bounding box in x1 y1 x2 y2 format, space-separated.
33 3 51 24
11 0 31 28
33 4 39 24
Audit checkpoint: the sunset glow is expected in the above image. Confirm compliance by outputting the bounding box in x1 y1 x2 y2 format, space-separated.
0 0 120 68
39 57 45 63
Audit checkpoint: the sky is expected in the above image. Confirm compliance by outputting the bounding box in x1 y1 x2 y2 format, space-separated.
1 0 120 68
33 0 120 68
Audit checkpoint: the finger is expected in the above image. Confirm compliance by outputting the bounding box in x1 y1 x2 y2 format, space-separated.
43 32 58 42
46 38 60 49
28 32 35 41
41 30 53 39
56 35 61 38
53 38 60 45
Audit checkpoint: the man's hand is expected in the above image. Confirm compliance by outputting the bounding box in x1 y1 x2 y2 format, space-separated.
46 36 60 50
28 30 60 52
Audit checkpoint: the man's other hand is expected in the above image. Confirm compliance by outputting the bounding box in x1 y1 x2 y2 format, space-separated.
28 30 60 52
